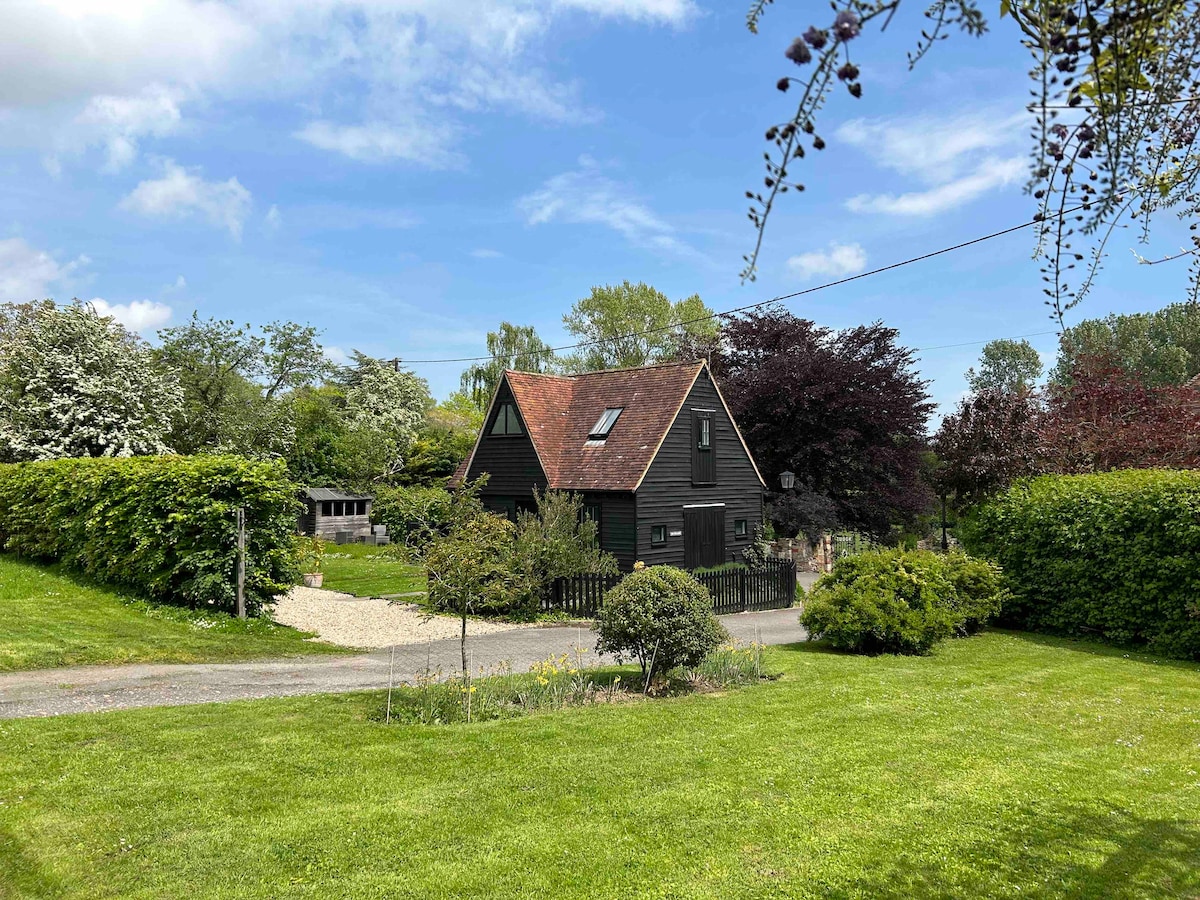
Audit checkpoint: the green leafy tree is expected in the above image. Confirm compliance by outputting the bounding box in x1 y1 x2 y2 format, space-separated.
514 490 619 609
155 314 328 457
1053 302 1200 386
561 282 719 371
965 339 1044 394
0 301 181 461
460 323 557 410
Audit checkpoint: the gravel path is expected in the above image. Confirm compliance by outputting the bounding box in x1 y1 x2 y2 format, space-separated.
271 586 529 649
0 608 807 719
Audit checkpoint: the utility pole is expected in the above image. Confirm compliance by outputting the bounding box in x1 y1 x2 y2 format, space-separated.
235 507 246 618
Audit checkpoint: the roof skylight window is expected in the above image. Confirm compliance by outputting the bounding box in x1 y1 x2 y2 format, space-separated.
588 407 624 441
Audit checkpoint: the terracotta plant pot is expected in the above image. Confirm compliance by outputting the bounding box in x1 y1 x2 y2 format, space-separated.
302 572 324 588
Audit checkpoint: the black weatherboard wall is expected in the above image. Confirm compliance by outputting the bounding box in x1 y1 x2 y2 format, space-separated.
466 379 548 515
635 368 763 567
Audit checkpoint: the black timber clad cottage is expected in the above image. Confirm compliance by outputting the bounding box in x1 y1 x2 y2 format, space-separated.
452 361 766 571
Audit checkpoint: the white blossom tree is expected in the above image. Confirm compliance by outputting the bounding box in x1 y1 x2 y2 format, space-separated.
341 352 431 477
0 301 182 461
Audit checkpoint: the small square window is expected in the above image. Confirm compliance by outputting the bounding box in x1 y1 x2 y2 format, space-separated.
651 525 667 544
321 501 332 516
734 519 748 537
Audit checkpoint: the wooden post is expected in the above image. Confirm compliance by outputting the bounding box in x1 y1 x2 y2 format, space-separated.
235 507 246 619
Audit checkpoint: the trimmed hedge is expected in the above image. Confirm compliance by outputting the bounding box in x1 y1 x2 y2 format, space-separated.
963 469 1200 659
0 455 301 615
801 549 1005 655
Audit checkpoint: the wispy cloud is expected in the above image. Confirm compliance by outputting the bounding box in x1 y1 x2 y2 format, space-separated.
837 110 1027 215
846 157 1025 216
787 242 868 280
119 159 252 238
518 157 699 259
88 297 173 332
294 119 464 168
1 3 694 174
470 248 504 259
0 237 88 301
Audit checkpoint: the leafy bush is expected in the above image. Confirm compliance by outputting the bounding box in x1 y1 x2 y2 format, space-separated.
0 455 300 614
425 513 532 616
595 566 727 679
372 484 460 553
963 469 1200 659
801 549 1003 655
514 490 618 607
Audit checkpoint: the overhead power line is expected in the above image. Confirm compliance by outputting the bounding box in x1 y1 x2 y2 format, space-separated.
395 194 1118 367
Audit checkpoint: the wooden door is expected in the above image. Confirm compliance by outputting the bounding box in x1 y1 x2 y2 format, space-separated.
683 506 726 569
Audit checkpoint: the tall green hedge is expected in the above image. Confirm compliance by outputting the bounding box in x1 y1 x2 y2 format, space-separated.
963 469 1200 659
0 455 301 615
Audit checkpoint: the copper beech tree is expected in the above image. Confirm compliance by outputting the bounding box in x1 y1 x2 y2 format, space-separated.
934 355 1200 503
697 306 935 539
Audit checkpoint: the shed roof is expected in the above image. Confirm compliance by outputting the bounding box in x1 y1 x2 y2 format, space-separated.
303 487 374 502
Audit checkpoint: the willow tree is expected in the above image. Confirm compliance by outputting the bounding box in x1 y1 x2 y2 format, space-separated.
742 0 1200 325
459 322 557 411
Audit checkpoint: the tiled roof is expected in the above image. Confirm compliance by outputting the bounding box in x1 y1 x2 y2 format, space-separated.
507 361 707 491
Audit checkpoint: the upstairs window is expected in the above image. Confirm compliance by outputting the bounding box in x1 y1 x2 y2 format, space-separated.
490 402 525 436
691 409 716 484
588 407 623 441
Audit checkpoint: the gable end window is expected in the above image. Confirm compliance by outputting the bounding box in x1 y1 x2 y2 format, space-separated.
489 402 525 436
588 407 624 441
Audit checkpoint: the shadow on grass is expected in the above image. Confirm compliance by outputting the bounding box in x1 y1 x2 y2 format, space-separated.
998 628 1200 672
0 826 63 898
839 800 1200 899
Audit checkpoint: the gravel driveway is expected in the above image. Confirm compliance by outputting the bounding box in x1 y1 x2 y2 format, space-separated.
271 586 530 649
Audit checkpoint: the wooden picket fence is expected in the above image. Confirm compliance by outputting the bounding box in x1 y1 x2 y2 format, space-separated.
547 559 797 618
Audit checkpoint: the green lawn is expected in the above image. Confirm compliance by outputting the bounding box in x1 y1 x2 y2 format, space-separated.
2 631 1197 898
318 542 426 598
0 555 348 672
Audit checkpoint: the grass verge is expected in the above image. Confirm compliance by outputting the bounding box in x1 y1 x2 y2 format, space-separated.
318 542 426 598
1 631 1197 897
0 554 349 672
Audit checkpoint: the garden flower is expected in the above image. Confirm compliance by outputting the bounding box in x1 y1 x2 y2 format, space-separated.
785 37 812 65
803 26 828 49
833 10 861 41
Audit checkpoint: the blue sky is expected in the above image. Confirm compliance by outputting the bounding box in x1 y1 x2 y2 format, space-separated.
1 1 1194 420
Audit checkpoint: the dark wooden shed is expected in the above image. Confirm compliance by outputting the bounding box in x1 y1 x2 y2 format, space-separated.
299 488 374 542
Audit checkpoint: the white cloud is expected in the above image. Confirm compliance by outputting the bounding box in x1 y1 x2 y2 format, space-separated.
295 119 463 167
265 205 282 231
1 2 694 172
73 85 183 171
119 160 252 238
471 248 504 258
87 298 173 332
324 345 351 367
518 158 699 259
165 275 187 292
0 237 88 301
787 242 868 280
837 109 1028 216
846 157 1026 216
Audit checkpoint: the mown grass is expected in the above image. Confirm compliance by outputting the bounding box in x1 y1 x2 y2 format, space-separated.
318 542 427 598
1 631 1197 898
0 554 348 672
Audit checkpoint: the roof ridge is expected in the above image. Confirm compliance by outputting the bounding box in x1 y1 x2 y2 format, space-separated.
505 360 705 380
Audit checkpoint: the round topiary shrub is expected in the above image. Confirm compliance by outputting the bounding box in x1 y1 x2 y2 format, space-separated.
801 549 1002 655
595 566 727 679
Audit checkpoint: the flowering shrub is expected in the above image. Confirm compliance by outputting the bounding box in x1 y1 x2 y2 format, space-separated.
595 566 727 679
0 455 300 614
